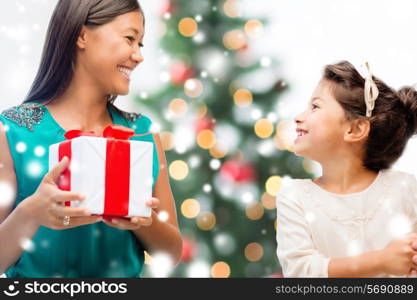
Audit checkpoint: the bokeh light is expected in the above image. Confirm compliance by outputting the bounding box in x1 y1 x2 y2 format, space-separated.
148 252 174 277
184 78 204 98
223 29 246 50
209 145 228 158
233 88 253 107
211 261 231 278
244 19 264 38
265 175 282 196
261 192 276 210
169 160 189 180
254 119 274 138
0 181 16 208
168 98 188 117
196 211 216 230
197 129 216 149
178 17 198 37
244 242 264 262
181 198 201 219
223 0 240 18
245 202 264 220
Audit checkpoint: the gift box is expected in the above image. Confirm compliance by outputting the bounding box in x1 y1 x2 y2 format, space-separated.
48 125 154 218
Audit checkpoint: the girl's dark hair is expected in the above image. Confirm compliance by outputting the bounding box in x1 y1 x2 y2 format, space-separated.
23 0 143 105
323 60 417 172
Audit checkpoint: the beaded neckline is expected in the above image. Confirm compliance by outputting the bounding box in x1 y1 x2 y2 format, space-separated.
1 102 142 131
1 102 44 131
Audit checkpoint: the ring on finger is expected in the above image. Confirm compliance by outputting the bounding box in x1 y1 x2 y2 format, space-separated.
63 215 70 226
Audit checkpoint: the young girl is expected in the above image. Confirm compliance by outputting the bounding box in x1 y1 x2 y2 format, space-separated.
0 0 182 277
276 61 417 277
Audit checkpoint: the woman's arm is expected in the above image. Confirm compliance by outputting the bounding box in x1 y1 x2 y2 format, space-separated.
0 121 39 273
130 133 183 265
0 121 103 274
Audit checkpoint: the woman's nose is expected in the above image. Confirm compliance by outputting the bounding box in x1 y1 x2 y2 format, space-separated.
132 48 144 64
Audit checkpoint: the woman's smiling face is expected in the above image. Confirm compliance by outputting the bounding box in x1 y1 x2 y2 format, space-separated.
76 11 144 96
294 80 351 161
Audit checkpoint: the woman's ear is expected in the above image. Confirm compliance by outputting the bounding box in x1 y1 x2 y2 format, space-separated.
344 118 370 143
76 25 88 50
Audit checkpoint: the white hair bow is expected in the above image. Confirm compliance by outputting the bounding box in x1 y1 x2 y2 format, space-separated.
361 62 379 117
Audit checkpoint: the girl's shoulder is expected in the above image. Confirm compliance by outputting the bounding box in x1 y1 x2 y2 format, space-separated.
380 168 417 188
276 177 311 205
380 169 417 199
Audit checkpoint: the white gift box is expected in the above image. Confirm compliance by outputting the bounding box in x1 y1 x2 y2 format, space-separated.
49 135 154 218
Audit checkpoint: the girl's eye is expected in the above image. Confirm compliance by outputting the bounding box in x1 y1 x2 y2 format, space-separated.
311 103 319 110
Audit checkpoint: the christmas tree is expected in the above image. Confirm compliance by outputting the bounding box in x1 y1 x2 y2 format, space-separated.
137 0 311 277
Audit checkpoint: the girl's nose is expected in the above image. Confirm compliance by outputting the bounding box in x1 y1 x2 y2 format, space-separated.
294 111 305 124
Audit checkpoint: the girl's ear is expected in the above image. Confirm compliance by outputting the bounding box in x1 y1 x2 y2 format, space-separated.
76 25 88 50
344 118 370 143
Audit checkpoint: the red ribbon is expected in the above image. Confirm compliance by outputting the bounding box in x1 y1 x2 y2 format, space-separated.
58 125 135 217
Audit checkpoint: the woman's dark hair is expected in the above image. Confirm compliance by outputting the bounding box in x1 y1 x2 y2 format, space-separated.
23 0 143 105
323 60 417 172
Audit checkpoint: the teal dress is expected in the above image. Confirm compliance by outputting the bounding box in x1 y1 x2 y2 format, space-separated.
0 102 159 278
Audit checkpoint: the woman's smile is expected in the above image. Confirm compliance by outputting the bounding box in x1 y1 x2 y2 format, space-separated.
117 65 132 81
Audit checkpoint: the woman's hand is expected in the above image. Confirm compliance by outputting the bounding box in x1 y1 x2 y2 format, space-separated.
18 156 102 230
103 197 160 230
380 234 417 276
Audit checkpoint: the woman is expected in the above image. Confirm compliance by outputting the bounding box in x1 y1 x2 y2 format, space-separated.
0 0 182 277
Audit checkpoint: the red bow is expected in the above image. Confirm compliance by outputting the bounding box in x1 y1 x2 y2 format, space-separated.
64 125 135 140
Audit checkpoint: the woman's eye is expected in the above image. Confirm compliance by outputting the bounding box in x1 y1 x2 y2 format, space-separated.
311 104 319 110
126 37 144 48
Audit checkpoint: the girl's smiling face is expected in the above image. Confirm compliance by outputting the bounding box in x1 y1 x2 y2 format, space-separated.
294 80 352 161
76 11 144 96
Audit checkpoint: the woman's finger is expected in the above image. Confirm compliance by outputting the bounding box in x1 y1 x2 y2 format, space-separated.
131 217 152 227
146 197 160 209
51 190 85 204
50 203 92 217
50 215 102 230
104 218 140 230
67 216 103 228
44 156 70 183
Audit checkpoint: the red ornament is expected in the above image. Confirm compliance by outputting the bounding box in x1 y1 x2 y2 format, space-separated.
269 272 284 278
169 61 195 85
181 238 196 263
160 0 175 16
220 160 256 183
195 116 215 134
239 43 249 51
